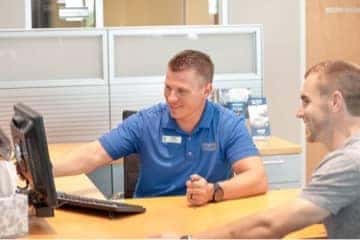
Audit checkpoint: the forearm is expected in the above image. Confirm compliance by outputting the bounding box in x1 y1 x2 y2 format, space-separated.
194 199 329 239
220 167 268 200
53 141 112 177
195 212 281 239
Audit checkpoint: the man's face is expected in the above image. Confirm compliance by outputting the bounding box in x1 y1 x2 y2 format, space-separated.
296 74 331 142
164 68 211 122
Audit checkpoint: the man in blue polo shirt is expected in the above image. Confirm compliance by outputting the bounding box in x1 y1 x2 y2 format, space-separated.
54 49 268 206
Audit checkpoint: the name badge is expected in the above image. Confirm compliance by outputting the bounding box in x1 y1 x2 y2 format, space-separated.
202 142 217 151
162 135 182 144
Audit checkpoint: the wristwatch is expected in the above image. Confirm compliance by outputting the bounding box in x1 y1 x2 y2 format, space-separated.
180 235 192 239
212 182 224 202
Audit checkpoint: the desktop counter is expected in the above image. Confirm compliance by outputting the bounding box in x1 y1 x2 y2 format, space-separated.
28 174 325 238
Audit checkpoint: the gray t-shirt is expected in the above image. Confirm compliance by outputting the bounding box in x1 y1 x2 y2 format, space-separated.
300 133 360 238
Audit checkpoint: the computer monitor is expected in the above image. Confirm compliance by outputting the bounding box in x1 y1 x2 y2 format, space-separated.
10 102 57 217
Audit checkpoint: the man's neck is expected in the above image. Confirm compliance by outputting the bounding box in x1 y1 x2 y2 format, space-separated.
326 117 360 151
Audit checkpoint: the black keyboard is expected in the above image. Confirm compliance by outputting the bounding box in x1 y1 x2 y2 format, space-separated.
56 191 145 216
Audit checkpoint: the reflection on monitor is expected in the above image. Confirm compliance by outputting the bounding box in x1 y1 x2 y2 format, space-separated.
11 103 57 217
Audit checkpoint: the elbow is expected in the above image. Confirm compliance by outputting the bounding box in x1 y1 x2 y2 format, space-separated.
260 171 269 193
254 169 269 195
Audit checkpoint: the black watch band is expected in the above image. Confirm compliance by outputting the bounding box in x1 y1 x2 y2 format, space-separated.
180 234 192 239
212 182 224 202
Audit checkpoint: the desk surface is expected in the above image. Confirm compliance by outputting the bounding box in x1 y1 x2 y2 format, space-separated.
27 175 325 239
255 136 301 155
27 138 312 238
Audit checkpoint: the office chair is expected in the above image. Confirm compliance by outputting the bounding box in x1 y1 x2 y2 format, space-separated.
122 110 140 198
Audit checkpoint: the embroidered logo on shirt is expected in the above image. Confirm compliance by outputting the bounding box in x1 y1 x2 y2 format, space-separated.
202 142 217 151
162 135 182 144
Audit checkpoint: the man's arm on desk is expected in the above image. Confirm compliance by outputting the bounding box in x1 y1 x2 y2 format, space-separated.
186 156 268 206
227 155 268 198
194 198 329 239
53 140 112 177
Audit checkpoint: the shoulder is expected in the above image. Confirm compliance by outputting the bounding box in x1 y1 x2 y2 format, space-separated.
137 103 168 120
300 142 360 215
208 101 242 123
318 141 360 173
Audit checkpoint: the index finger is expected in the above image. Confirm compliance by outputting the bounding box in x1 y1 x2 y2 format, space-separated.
190 174 201 182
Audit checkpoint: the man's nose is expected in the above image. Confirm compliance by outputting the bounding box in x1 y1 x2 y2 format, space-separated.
296 107 304 119
167 90 178 103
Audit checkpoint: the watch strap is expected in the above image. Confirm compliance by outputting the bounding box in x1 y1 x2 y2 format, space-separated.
212 182 222 202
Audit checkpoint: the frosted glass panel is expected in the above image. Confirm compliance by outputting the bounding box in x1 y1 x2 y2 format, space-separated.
0 35 103 82
114 33 256 77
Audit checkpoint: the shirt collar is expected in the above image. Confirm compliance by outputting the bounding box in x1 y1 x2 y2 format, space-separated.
161 100 214 132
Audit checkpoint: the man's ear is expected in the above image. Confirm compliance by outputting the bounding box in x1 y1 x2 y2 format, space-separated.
329 90 344 113
203 83 212 97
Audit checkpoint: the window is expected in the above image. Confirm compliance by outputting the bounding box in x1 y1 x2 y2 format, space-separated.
31 0 221 28
32 0 96 28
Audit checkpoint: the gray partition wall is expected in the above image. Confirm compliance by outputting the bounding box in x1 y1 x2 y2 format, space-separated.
0 29 113 196
0 0 28 29
0 30 109 142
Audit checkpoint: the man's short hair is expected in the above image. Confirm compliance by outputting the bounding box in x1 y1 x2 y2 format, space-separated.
168 49 214 83
305 60 360 116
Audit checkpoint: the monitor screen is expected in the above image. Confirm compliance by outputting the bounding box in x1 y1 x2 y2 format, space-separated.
10 103 57 217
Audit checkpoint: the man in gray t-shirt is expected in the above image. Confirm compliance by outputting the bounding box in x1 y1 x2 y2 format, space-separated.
301 134 360 238
181 60 360 239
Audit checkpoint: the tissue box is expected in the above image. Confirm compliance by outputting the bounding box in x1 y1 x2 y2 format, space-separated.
0 193 28 238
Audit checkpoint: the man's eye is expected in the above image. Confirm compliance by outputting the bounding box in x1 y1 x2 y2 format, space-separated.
302 100 309 106
178 89 187 96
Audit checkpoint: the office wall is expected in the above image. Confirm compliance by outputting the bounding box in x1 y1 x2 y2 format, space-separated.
227 0 302 144
0 0 26 28
185 0 216 25
306 0 360 182
104 0 184 26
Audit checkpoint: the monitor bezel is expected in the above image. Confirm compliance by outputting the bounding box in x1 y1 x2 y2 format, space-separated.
10 103 57 217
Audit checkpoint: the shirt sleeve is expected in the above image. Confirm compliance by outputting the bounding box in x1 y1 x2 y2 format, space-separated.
223 115 259 164
300 151 360 215
98 112 143 160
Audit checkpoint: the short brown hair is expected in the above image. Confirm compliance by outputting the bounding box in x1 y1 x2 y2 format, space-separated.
168 49 214 83
305 60 360 116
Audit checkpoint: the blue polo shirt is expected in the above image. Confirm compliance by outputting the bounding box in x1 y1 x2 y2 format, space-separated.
99 101 259 197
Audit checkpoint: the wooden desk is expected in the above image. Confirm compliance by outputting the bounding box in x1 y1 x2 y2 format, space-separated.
255 136 301 156
29 140 320 238
28 175 325 238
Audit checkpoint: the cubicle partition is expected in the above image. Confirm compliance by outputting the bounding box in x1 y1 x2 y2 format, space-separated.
0 29 109 142
0 29 114 196
0 25 264 197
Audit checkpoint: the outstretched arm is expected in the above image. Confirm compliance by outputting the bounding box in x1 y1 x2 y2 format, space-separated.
53 140 112 177
195 198 329 239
